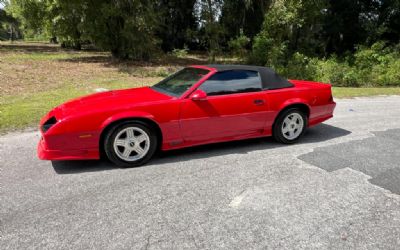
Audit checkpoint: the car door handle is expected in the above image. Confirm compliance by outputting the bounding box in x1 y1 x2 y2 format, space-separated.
253 99 265 106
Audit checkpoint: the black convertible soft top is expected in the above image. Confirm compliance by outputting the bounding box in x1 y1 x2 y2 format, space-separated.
205 64 294 90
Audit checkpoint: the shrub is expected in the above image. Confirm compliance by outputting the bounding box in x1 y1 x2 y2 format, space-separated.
313 58 359 87
228 33 250 59
280 52 317 81
250 32 287 68
254 42 400 87
375 59 400 86
353 42 400 86
171 46 189 58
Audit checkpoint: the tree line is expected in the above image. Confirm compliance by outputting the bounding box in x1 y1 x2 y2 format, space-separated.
1 0 400 86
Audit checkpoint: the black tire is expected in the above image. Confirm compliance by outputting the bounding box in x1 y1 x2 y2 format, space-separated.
273 108 307 144
104 121 158 167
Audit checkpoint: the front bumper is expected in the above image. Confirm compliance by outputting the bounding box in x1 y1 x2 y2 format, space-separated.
37 136 99 160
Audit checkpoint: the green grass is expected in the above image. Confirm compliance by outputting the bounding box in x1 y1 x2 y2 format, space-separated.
0 80 155 133
0 87 89 132
333 87 400 98
3 52 87 61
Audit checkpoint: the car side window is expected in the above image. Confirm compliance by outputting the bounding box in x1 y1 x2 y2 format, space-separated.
199 70 262 96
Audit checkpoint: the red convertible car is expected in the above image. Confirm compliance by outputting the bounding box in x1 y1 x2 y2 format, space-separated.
38 65 336 167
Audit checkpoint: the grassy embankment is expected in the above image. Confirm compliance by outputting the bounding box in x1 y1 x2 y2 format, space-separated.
1 42 399 133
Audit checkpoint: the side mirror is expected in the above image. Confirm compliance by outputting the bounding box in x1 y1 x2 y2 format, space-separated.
190 89 207 101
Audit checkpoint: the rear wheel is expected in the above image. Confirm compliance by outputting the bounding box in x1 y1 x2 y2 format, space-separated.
104 121 157 167
273 108 307 144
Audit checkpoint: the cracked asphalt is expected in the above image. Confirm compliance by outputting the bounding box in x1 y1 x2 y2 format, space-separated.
1 96 400 249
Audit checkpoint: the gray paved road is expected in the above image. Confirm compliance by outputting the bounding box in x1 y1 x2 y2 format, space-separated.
1 96 400 250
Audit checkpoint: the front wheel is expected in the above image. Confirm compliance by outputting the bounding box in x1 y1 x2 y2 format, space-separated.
104 121 157 167
273 108 307 144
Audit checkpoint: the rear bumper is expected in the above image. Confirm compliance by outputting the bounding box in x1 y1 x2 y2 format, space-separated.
37 136 99 160
327 101 336 115
309 102 336 127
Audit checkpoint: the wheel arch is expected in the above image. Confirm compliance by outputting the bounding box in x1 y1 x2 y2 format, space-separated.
272 102 310 129
99 113 163 158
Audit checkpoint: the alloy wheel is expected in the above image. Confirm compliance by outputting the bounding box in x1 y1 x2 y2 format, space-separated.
113 127 150 161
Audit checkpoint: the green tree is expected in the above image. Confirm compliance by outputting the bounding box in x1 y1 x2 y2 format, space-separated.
322 0 400 55
251 0 302 67
0 7 20 41
324 0 367 55
6 0 161 58
155 0 197 52
196 0 224 62
5 0 399 63
7 0 49 39
50 0 84 49
82 0 159 59
228 30 250 58
365 0 400 45
220 0 271 46
251 0 328 66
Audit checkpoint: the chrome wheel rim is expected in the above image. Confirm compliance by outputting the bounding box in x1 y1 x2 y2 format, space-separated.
282 113 304 140
113 127 150 162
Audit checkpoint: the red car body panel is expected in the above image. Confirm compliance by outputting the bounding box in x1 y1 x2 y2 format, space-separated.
38 65 336 160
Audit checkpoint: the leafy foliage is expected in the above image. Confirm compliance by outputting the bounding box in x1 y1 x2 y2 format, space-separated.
196 0 224 62
50 0 84 49
6 0 50 38
228 31 250 58
83 0 160 60
2 0 400 86
171 46 189 58
155 0 197 52
220 0 271 46
277 43 400 87
0 8 20 40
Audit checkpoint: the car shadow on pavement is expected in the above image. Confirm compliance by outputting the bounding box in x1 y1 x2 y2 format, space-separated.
150 123 351 166
51 123 351 174
51 160 115 174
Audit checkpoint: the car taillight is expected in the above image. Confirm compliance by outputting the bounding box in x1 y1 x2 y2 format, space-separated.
42 116 57 133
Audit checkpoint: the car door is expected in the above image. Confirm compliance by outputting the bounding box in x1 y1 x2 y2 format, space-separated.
179 70 269 143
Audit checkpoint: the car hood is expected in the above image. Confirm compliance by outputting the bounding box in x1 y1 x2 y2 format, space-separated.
53 87 172 118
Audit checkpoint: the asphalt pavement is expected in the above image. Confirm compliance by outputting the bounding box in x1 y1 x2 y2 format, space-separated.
1 96 400 249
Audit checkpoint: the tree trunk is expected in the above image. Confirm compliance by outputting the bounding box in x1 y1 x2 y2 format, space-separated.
9 24 14 42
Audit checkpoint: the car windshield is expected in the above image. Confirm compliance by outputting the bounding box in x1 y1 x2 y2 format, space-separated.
152 68 209 97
